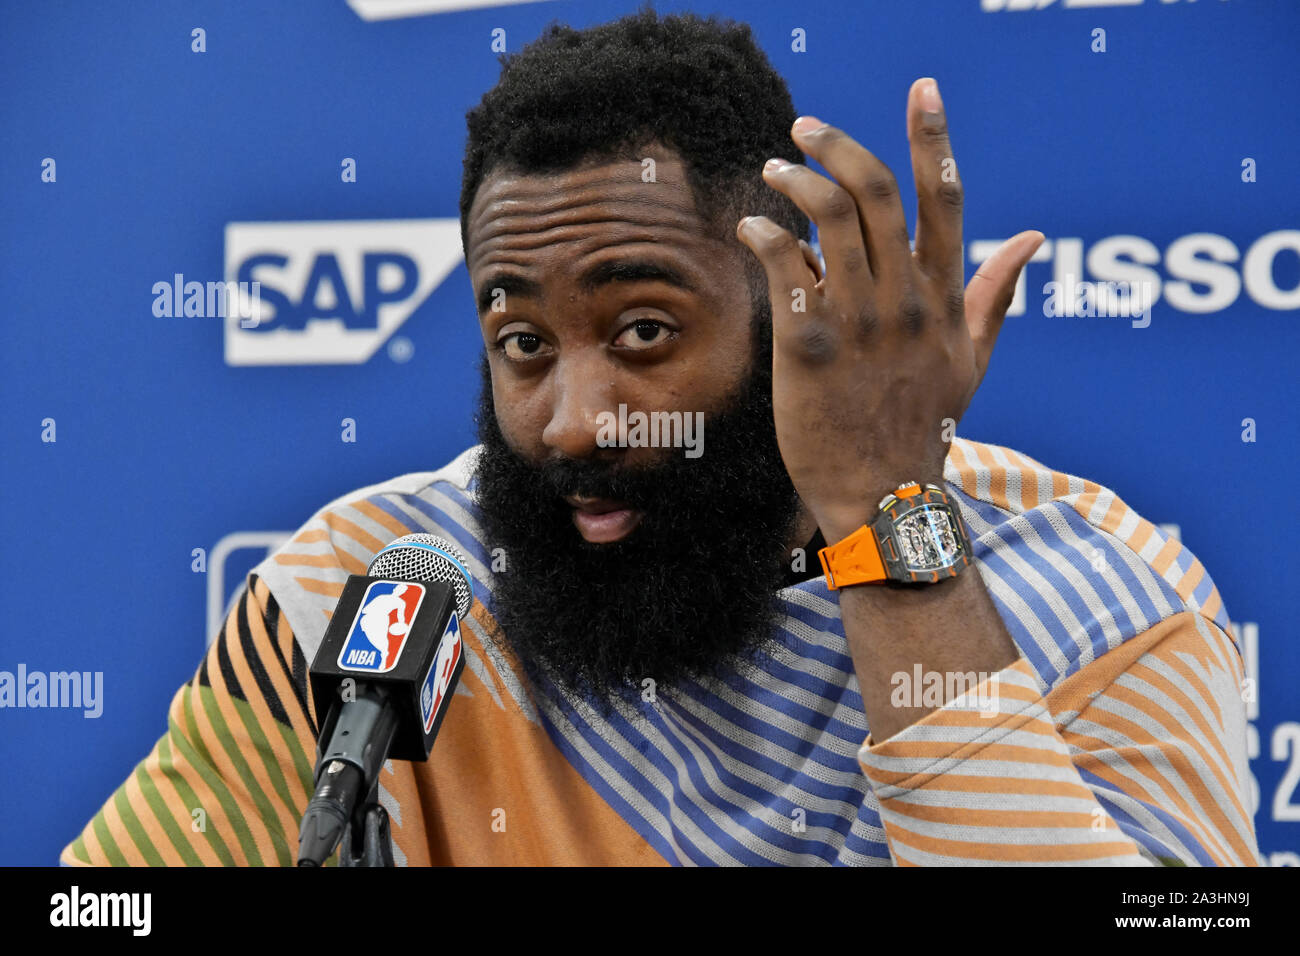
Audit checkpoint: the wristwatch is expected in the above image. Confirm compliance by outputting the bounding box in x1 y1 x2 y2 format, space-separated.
818 481 972 589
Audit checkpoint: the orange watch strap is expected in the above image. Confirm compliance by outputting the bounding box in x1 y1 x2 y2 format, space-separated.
817 523 885 590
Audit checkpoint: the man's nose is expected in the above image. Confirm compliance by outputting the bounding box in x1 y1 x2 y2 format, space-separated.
542 357 617 461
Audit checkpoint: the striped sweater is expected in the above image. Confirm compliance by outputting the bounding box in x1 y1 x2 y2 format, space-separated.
61 437 1262 866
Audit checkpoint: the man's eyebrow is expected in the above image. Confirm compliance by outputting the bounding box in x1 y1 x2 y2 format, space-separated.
476 273 540 316
475 258 698 316
578 258 698 296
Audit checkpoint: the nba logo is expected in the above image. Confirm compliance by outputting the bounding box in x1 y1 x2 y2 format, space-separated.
338 581 427 673
420 614 462 733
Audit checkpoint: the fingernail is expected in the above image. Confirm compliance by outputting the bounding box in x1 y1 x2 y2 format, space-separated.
764 158 790 172
919 78 942 116
792 115 824 136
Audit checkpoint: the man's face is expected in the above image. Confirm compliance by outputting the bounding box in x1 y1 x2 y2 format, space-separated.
464 145 803 707
467 146 755 527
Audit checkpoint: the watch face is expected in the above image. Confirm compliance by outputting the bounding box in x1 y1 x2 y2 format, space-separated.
894 504 966 573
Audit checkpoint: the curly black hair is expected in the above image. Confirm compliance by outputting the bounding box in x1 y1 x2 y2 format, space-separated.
459 3 810 297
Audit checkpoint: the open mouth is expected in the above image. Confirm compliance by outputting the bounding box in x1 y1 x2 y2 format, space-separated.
565 495 643 543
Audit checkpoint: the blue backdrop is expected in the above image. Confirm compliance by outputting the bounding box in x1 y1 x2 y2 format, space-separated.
2 0 1297 866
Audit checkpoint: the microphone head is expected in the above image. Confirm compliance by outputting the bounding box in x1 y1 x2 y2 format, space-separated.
367 533 474 619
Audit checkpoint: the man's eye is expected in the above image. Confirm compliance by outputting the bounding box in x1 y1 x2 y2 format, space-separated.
500 332 548 361
615 319 673 349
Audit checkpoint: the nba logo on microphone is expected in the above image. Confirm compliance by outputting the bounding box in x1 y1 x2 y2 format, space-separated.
338 581 427 673
420 614 462 733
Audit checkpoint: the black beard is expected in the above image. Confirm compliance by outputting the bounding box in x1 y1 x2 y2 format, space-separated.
471 319 802 714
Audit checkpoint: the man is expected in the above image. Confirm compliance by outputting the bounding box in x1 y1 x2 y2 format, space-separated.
63 9 1259 866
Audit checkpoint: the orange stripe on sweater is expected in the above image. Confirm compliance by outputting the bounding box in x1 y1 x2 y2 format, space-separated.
322 510 385 555
1098 495 1129 536
879 818 1140 863
1044 612 1195 717
1080 685 1253 864
1200 588 1224 625
220 592 313 826
100 781 151 866
883 798 1119 832
352 498 414 538
1174 558 1207 605
970 441 1009 511
249 579 319 746
195 621 286 863
275 551 366 574
1065 733 1232 866
295 576 343 598
867 739 1076 769
947 440 980 498
858 767 1098 800
1151 537 1183 576
1126 519 1156 554
878 707 1057 739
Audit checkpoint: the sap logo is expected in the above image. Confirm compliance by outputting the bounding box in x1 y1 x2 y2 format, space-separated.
223 219 463 365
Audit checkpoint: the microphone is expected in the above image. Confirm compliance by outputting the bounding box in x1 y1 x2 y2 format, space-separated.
296 533 474 867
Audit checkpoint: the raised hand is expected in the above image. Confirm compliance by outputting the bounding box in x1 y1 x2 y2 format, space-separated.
738 78 1043 540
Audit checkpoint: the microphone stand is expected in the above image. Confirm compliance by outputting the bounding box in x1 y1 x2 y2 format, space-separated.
339 794 395 868
298 685 399 867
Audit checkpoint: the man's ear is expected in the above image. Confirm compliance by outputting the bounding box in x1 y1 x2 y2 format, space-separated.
797 239 824 286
